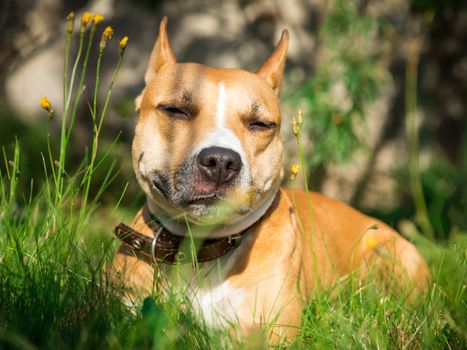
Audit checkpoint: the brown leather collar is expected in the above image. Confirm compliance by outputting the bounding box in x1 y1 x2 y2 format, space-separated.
114 206 247 265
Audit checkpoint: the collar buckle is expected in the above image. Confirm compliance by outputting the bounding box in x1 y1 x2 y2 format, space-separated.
228 233 243 244
151 226 164 262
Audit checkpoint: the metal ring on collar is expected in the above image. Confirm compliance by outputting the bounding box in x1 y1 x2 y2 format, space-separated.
151 226 164 261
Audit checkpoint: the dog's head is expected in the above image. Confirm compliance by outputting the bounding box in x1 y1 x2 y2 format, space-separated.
133 17 288 235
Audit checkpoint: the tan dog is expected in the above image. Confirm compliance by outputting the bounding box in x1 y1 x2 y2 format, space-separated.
112 17 430 341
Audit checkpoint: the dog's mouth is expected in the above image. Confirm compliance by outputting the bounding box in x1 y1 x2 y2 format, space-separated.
186 193 223 206
144 167 255 225
147 171 227 207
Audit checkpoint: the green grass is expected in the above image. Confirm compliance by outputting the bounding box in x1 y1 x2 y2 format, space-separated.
0 157 466 349
297 233 467 349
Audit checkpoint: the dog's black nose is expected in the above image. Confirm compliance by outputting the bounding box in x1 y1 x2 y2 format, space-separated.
197 147 242 187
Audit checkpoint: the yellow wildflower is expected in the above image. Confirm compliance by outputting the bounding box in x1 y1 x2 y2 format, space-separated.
100 26 114 50
93 14 104 28
40 96 52 112
291 164 299 177
40 96 54 120
103 26 114 40
119 36 129 49
366 237 378 250
81 12 93 28
292 118 299 136
292 109 303 136
297 109 303 126
231 189 254 207
66 12 75 33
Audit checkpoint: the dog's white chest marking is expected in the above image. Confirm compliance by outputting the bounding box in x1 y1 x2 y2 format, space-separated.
163 248 245 328
194 279 245 327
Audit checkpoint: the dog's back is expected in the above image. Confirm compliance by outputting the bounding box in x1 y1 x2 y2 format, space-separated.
285 189 431 294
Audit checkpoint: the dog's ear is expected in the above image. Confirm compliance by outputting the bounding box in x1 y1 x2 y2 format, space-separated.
135 90 144 112
135 17 176 112
145 16 176 83
256 30 289 95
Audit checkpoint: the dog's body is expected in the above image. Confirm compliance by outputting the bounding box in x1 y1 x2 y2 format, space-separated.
112 18 430 341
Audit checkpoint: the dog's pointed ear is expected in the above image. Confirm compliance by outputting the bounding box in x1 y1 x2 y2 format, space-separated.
136 17 176 112
256 30 289 95
145 16 176 83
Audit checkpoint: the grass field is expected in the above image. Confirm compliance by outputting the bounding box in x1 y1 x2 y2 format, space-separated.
1 12 466 350
0 151 466 349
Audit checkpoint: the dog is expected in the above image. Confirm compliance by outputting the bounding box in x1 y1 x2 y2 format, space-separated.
112 17 430 342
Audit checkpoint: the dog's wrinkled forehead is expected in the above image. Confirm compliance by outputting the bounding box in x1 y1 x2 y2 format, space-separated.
146 64 280 109
140 64 282 156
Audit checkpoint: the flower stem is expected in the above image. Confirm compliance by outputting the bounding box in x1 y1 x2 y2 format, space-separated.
67 27 96 141
294 119 321 295
93 47 104 121
63 31 72 113
56 29 84 206
81 52 124 218
405 42 435 240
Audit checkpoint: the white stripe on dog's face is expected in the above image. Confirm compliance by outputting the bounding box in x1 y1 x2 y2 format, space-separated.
194 83 250 184
216 83 226 128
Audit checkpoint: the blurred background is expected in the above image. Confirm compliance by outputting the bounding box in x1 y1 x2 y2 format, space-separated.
0 0 465 240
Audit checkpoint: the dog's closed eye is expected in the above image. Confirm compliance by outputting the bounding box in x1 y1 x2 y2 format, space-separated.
157 104 191 120
248 120 276 132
